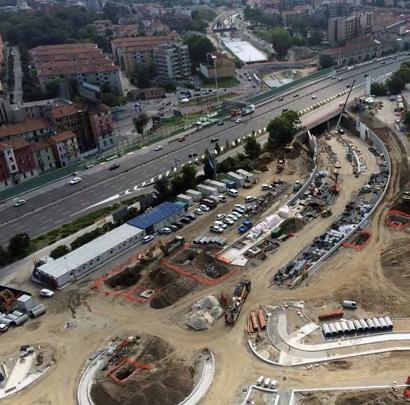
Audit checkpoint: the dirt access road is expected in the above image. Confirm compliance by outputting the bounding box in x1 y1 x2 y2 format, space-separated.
1 121 409 405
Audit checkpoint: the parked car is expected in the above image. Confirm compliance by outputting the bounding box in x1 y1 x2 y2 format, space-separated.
143 235 154 243
180 217 191 224
245 196 256 203
159 227 172 234
199 204 210 212
186 213 196 220
218 195 227 202
69 177 82 185
0 323 8 333
216 214 226 220
170 224 179 232
109 163 120 170
223 217 235 225
210 225 224 233
13 199 26 207
214 221 227 229
39 288 54 298
194 208 203 215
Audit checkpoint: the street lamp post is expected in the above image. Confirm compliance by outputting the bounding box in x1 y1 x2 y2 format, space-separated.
211 55 220 106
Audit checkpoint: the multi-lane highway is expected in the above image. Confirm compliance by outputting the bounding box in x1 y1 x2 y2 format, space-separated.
0 56 407 245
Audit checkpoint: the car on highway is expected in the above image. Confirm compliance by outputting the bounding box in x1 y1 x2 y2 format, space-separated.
194 208 203 215
277 97 284 101
70 177 82 185
154 145 163 151
210 137 219 143
143 235 154 243
282 107 288 112
346 84 351 88
178 137 185 142
235 118 242 123
13 199 26 207
311 95 317 99
159 227 172 234
338 77 343 81
293 94 299 98
331 75 336 79
109 163 120 170
217 120 224 126
40 288 54 298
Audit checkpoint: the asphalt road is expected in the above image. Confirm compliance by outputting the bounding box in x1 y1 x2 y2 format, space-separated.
0 56 407 245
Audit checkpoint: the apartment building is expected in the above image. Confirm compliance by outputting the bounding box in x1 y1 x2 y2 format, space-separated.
153 43 191 80
87 103 116 151
48 130 80 167
328 12 373 45
31 141 57 172
111 35 177 73
0 139 38 188
30 43 123 95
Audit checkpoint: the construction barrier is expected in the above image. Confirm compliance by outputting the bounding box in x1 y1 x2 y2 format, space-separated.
385 209 410 229
342 229 372 251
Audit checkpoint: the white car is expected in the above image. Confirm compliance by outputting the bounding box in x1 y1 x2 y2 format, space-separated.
13 199 26 207
199 204 210 212
194 208 203 215
210 225 224 233
235 118 242 123
143 235 154 243
0 323 8 333
216 214 226 220
70 177 82 185
231 211 242 219
311 95 317 99
227 214 238 221
39 288 54 298
159 227 172 234
154 145 163 151
214 221 227 229
223 218 234 225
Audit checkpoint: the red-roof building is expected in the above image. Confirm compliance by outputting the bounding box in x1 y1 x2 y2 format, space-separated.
47 130 80 167
30 43 123 95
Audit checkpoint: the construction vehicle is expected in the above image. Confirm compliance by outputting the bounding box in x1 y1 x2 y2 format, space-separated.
225 279 251 326
230 109 241 117
138 236 185 263
331 170 340 194
321 208 332 218
277 158 285 173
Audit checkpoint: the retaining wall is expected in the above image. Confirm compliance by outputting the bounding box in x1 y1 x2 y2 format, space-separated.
306 117 391 277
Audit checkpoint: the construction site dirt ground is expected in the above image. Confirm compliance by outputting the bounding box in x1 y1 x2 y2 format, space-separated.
0 120 409 405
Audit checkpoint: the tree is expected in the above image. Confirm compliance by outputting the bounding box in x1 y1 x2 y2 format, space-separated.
404 111 410 126
203 149 216 179
319 54 335 69
155 177 171 201
170 175 185 195
182 164 197 189
214 142 221 154
244 136 261 160
370 82 387 97
8 233 31 259
158 80 176 92
49 245 70 259
131 63 155 88
270 27 293 59
267 110 300 149
184 34 215 68
133 113 149 135
0 245 9 267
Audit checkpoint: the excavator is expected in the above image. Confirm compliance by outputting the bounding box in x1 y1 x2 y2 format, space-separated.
138 240 165 263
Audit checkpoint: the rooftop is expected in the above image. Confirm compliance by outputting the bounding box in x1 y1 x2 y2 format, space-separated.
111 34 176 49
37 224 144 279
323 37 379 55
30 140 51 152
37 60 118 77
48 130 77 143
30 43 98 57
0 138 31 150
0 118 50 139
127 201 184 230
51 103 83 119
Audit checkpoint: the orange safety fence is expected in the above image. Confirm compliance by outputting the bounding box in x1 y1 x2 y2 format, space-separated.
342 229 372 251
385 209 410 229
160 243 241 286
107 357 151 385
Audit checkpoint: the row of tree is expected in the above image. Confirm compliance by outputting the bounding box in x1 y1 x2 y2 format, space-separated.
370 61 410 96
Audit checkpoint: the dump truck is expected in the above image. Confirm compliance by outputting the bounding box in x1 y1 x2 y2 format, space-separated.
225 279 251 326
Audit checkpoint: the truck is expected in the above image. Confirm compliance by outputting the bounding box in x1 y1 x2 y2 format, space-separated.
238 220 252 233
241 104 256 116
225 279 251 326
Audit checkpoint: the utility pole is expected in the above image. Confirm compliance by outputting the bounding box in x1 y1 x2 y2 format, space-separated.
211 55 220 106
336 79 356 132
